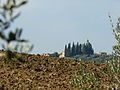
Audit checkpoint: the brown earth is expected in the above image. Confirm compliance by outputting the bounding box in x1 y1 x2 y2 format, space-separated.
0 52 118 90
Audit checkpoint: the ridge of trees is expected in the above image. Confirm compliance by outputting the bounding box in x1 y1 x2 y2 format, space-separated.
64 40 94 57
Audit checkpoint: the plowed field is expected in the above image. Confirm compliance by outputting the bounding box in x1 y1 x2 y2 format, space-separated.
0 52 118 90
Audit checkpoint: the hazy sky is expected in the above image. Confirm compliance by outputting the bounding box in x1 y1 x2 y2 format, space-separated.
11 0 120 54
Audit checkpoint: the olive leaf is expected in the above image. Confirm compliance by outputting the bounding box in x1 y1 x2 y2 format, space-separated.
3 22 10 30
19 0 28 6
11 12 21 22
8 31 16 41
0 31 6 40
18 39 28 42
15 28 22 39
13 0 16 5
1 44 5 49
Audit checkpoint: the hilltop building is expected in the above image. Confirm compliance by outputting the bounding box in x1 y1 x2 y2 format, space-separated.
42 53 50 57
59 52 65 58
99 52 107 56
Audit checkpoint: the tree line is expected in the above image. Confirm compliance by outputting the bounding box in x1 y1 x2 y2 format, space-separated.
64 40 94 57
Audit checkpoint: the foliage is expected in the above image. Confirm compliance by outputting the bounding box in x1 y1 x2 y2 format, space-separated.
70 63 98 89
74 54 112 63
0 0 33 60
107 15 120 87
49 52 59 57
65 43 71 57
64 40 94 57
71 42 76 56
81 43 87 54
70 61 119 89
65 45 68 57
85 40 94 54
75 42 80 55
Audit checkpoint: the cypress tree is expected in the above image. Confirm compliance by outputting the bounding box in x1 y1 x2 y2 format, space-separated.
75 42 79 55
64 41 94 57
64 45 68 57
78 44 82 55
86 40 94 54
81 43 87 54
68 43 71 57
71 42 75 56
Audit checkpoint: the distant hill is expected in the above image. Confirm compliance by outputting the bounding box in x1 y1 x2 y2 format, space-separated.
73 54 112 63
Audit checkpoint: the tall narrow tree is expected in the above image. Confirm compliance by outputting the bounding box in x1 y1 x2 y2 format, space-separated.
64 45 68 57
71 42 75 56
86 40 94 54
75 42 79 55
81 43 87 54
67 43 71 57
78 44 82 55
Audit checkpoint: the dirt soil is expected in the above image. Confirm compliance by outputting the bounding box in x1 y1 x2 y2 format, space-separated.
0 52 118 90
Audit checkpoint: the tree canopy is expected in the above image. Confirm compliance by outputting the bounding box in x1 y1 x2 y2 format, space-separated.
64 40 94 57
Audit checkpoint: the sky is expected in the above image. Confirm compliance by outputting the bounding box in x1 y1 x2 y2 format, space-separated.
10 0 120 54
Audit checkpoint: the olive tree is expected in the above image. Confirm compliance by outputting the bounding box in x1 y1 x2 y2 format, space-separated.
0 0 33 60
106 15 120 89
